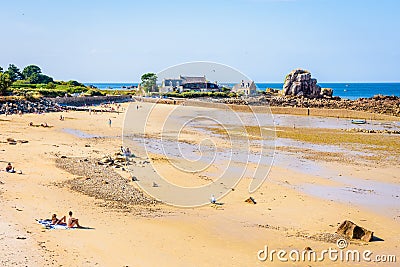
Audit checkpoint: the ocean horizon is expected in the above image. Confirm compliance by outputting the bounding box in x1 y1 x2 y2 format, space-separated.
85 82 400 100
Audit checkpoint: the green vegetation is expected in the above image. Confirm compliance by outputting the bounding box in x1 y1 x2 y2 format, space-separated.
10 83 136 98
0 72 12 96
22 65 53 84
141 73 157 93
5 64 24 82
0 63 137 98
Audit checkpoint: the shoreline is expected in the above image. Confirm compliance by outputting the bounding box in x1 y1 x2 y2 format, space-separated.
1 94 399 121
135 96 400 121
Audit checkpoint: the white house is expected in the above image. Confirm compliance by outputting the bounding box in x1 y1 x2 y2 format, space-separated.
232 80 257 96
160 78 183 93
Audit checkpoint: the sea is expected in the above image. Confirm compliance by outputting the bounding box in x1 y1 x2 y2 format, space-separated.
85 83 400 100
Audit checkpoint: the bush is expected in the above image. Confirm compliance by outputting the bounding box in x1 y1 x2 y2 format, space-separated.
212 92 228 98
65 86 88 94
84 89 105 96
228 92 238 98
28 73 53 84
10 80 36 88
46 82 56 89
67 80 84 87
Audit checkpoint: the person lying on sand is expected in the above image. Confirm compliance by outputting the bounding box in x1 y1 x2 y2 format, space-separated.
5 162 15 173
51 214 66 225
67 211 83 228
29 122 40 127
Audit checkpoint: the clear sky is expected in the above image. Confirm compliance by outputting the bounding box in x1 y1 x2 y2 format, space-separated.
0 0 399 82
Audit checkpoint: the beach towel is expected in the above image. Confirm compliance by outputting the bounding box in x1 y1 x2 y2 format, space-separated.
37 219 69 230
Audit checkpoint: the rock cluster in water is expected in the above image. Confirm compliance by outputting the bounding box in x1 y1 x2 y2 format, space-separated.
218 95 400 117
0 99 63 115
344 128 400 134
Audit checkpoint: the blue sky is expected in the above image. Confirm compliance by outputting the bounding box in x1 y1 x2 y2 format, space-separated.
0 0 399 82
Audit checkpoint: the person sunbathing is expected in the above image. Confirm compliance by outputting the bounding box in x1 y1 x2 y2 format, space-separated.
67 211 83 228
5 163 15 173
51 214 66 225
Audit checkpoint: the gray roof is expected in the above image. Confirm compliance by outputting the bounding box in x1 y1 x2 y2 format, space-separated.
180 76 206 84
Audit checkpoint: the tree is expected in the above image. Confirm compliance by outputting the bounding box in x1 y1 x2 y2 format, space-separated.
28 73 53 84
140 73 157 93
21 65 53 84
22 65 42 79
0 72 12 95
67 80 83 87
5 64 23 82
0 66 3 73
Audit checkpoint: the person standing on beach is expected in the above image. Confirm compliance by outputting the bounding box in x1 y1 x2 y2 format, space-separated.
124 147 132 163
108 118 112 127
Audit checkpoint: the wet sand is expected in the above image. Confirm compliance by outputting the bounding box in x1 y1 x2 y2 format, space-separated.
0 103 399 266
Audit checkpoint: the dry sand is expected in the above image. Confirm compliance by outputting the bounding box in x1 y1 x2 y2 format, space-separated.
0 102 399 266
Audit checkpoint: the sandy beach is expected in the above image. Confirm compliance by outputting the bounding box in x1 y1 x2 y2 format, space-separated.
0 102 399 266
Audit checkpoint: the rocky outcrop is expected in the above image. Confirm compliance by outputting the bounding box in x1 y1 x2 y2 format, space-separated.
0 98 63 115
283 69 322 97
321 88 333 97
344 128 400 134
214 95 400 117
336 220 373 242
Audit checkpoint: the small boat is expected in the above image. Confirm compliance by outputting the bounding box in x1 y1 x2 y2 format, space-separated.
351 119 367 124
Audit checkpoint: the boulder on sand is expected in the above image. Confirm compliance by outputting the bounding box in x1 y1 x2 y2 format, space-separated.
336 220 373 242
283 69 323 98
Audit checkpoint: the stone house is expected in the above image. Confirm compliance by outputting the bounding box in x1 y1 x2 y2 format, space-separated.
160 75 219 93
232 80 257 96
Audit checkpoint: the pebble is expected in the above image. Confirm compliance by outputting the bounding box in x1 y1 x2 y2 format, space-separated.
55 157 158 207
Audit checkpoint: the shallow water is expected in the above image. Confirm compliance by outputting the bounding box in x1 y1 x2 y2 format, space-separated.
62 128 102 138
65 105 400 217
124 132 400 217
273 114 400 131
180 109 400 131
